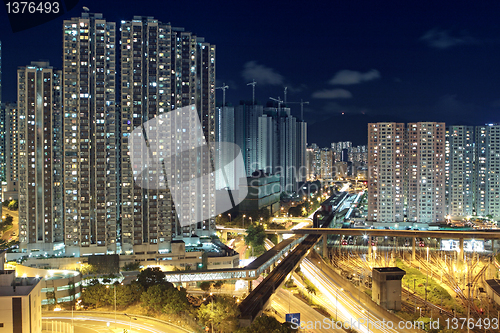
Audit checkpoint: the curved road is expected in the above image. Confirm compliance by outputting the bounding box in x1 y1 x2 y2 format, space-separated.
43 312 193 333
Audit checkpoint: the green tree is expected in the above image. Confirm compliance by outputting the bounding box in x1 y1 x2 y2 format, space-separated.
200 281 212 293
213 280 224 293
245 224 266 248
122 261 141 271
137 267 171 290
3 215 13 226
7 200 18 211
305 285 316 303
115 282 143 307
163 287 190 315
236 314 295 333
2 200 10 208
198 296 240 333
140 284 166 313
81 283 108 308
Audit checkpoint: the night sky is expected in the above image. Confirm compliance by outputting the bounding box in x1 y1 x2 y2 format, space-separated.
2 1 500 146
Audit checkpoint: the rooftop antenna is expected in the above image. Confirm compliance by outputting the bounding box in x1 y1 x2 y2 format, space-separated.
284 87 288 105
216 83 229 107
247 80 257 105
83 6 90 12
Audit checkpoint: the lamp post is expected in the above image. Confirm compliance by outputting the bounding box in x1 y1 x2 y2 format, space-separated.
249 217 252 224
124 313 137 332
210 293 214 333
106 284 117 328
242 215 246 229
228 213 231 222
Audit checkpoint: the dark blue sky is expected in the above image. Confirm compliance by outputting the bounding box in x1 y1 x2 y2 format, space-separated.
2 1 500 146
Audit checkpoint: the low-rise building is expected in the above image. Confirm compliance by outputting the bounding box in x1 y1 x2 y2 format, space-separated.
0 251 42 332
238 171 280 215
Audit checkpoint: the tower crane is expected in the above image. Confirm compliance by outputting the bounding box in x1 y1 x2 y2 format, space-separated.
216 83 229 107
247 80 257 105
285 99 309 121
269 97 284 116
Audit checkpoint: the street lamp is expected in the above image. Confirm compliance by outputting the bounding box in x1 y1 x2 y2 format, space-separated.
228 213 231 222
417 306 422 317
249 217 252 224
243 215 246 228
106 284 117 328
124 313 137 332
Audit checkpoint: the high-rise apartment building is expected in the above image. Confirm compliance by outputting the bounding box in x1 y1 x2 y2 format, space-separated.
475 124 500 218
120 16 216 254
234 103 264 176
406 122 445 223
18 61 64 253
445 126 474 218
62 13 118 255
367 123 405 223
215 106 236 190
2 103 19 201
319 148 333 179
235 103 306 193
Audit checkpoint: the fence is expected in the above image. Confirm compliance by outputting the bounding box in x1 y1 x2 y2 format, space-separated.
42 321 74 333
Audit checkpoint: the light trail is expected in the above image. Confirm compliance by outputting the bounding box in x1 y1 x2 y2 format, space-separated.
43 316 169 333
300 258 401 333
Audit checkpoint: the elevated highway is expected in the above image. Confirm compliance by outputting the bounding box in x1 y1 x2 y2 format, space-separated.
238 193 348 326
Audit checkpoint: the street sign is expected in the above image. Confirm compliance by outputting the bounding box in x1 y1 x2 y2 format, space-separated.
285 313 300 325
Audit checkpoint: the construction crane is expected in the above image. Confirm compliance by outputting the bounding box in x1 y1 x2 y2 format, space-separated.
269 97 284 116
286 99 309 121
216 83 229 107
247 80 257 105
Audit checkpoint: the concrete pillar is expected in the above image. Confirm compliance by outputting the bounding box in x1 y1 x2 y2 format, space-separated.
322 235 328 258
492 239 495 254
277 233 283 244
459 238 464 262
412 237 416 262
368 243 372 260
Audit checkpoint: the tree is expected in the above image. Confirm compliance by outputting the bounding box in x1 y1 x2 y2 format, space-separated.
163 287 190 315
305 285 316 302
236 314 295 333
136 267 171 290
7 200 18 211
198 296 240 333
2 200 10 208
81 283 108 308
213 280 224 293
115 282 143 308
245 224 266 248
140 284 166 313
3 215 13 226
122 261 141 271
200 281 212 293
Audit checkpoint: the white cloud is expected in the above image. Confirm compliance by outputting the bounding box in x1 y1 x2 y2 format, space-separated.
312 88 352 99
328 69 380 85
420 29 475 49
242 61 284 85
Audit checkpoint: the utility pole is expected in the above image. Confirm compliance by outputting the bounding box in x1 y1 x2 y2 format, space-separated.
216 83 229 107
247 80 257 105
